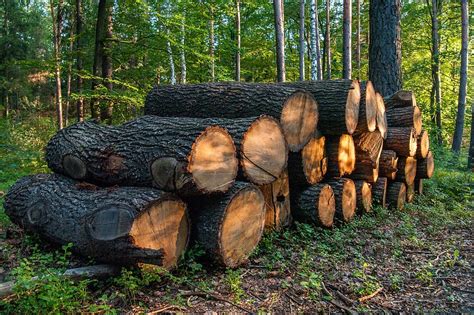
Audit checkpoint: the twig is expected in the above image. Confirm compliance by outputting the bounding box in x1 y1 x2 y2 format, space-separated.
325 283 355 306
358 287 383 303
147 305 186 314
321 282 357 315
180 289 252 313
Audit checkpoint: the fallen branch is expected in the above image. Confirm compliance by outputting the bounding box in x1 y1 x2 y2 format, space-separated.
358 287 383 303
321 282 357 314
180 289 252 313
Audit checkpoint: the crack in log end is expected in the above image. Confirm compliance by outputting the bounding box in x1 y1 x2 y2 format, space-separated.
259 169 291 231
280 91 318 152
63 154 87 180
375 93 388 139
345 80 361 134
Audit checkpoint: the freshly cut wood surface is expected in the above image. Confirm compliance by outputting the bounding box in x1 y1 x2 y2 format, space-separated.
292 184 336 228
325 134 356 177
384 127 418 157
372 177 388 208
375 92 388 139
355 81 377 133
396 156 417 185
259 169 291 231
354 180 372 214
406 181 415 203
416 129 430 159
325 178 356 223
387 181 406 210
416 150 434 179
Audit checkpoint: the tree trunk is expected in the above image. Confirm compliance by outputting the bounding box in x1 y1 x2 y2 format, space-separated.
356 0 361 78
325 0 331 79
355 81 377 133
342 0 352 79
4 174 189 268
384 127 418 157
50 0 64 130
273 0 286 82
100 0 113 124
325 134 356 177
187 182 265 268
45 116 239 196
384 90 417 109
429 0 443 145
469 102 474 170
452 0 469 152
325 178 356 223
180 11 186 84
379 150 398 180
396 156 417 185
386 181 406 210
372 177 387 207
65 22 74 126
259 169 291 231
299 0 305 81
292 183 335 227
354 180 372 214
91 0 108 120
235 0 240 81
146 83 319 152
376 92 388 139
386 106 422 136
75 0 84 122
416 150 434 179
416 129 430 158
309 0 322 80
369 0 402 96
165 5 176 85
209 3 215 82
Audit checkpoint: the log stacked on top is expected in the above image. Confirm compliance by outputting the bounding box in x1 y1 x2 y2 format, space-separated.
5 81 435 270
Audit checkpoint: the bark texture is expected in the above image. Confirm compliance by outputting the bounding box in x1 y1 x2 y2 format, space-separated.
384 90 416 109
379 150 398 180
384 127 417 157
386 181 406 210
292 184 335 227
342 0 352 79
273 0 286 82
325 178 356 223
386 105 422 136
396 156 417 185
259 169 291 231
372 177 388 208
416 151 434 179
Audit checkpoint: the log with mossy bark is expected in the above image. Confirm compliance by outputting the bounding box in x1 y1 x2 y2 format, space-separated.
186 182 266 268
372 177 388 208
375 92 388 139
324 178 356 223
379 150 398 180
396 156 417 185
386 182 406 210
292 184 336 228
354 180 372 214
386 105 422 136
259 169 291 231
325 135 356 177
416 129 430 159
145 83 319 152
384 127 418 157
416 151 434 179
384 90 416 109
354 81 377 133
4 174 189 268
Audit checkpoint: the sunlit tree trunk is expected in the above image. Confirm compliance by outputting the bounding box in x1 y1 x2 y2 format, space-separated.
75 0 84 122
325 0 331 79
180 11 186 84
299 0 305 81
342 0 352 79
310 0 322 80
235 0 241 81
165 1 176 85
356 0 361 79
452 0 468 153
50 0 63 129
273 0 286 82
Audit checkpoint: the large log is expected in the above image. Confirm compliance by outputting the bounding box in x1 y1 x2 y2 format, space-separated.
353 131 384 167
355 81 377 133
372 177 388 208
325 178 356 223
259 169 291 231
145 83 319 152
386 105 422 136
375 92 388 139
396 156 417 185
416 150 434 179
348 162 379 183
384 90 416 109
379 150 398 180
284 80 361 135
4 174 189 268
386 181 406 210
384 127 417 157
325 134 356 177
187 182 265 268
354 180 372 214
292 184 336 228
416 129 430 159
46 116 239 196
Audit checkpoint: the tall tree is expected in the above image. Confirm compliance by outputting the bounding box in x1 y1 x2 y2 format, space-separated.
342 0 352 79
452 0 469 153
469 101 474 170
165 1 176 85
325 0 331 79
235 0 241 81
49 0 63 129
101 0 113 124
209 2 215 82
273 0 286 82
299 0 305 81
180 11 186 84
65 22 74 126
356 0 361 78
91 0 108 120
310 0 322 80
369 0 402 96
75 0 84 122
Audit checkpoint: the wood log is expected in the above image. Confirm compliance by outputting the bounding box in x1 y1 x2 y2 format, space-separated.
379 150 398 180
355 81 377 133
386 181 406 210
406 181 415 203
292 184 336 228
145 83 319 152
46 116 239 196
187 181 265 268
354 180 372 214
372 177 388 208
4 174 190 268
287 134 327 188
416 129 430 159
284 80 361 135
384 90 416 109
353 131 384 167
416 150 434 179
396 156 417 185
386 105 422 136
348 162 379 183
259 169 291 231
415 179 423 194
325 134 355 177
384 127 417 157
325 178 356 223
375 92 388 139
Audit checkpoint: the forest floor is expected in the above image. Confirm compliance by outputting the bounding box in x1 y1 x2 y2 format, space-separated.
0 116 473 313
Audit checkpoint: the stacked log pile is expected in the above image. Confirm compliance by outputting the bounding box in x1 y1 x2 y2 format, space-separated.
4 82 435 270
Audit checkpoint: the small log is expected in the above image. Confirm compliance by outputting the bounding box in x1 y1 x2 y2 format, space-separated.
187 182 266 268
386 105 422 136
145 83 319 152
355 81 377 133
416 151 434 179
386 182 406 210
406 181 415 203
384 90 416 109
353 131 384 167
259 169 291 231
4 174 189 268
375 92 388 139
415 179 423 194
354 180 372 214
384 127 418 157
372 177 388 208
292 184 336 228
348 162 379 183
325 178 356 223
46 116 239 196
396 156 417 185
325 134 356 177
379 150 398 180
416 129 430 159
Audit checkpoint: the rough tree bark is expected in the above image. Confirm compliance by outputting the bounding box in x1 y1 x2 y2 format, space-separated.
356 0 361 78
49 0 64 129
386 105 422 136
325 178 356 223
379 150 398 180
386 181 406 210
292 183 335 228
4 174 189 268
384 127 418 157
165 1 176 85
259 169 291 231
384 90 416 109
416 150 435 179
75 0 84 122
342 0 352 79
273 0 286 82
372 177 388 207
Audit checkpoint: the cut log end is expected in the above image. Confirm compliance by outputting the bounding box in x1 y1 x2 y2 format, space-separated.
219 186 265 268
376 93 388 139
413 106 422 136
130 198 189 269
280 91 318 152
417 151 434 179
302 136 327 184
416 130 430 159
338 134 356 176
399 156 417 185
188 126 238 193
317 184 336 227
387 182 406 210
355 181 373 213
345 80 361 134
260 169 291 231
364 81 378 132
63 154 87 180
241 116 288 184
341 179 357 222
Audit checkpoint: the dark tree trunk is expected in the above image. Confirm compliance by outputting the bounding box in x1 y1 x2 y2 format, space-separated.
325 178 356 223
386 181 406 210
100 0 113 124
259 169 291 231
273 0 286 82
469 103 474 170
355 0 361 78
292 183 335 228
416 151 435 179
372 177 388 207
384 127 418 157
325 0 331 79
369 0 402 96
50 0 64 129
4 174 189 268
75 0 84 122
235 0 241 81
342 0 352 79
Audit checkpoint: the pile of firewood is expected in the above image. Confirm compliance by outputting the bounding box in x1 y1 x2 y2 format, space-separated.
4 80 434 269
